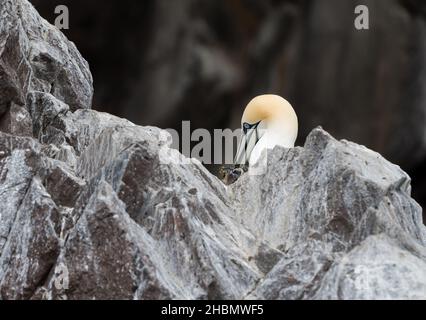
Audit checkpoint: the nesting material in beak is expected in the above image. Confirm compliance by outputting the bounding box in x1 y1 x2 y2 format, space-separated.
220 165 246 185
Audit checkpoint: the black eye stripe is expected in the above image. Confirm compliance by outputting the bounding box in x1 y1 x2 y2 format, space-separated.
243 121 261 134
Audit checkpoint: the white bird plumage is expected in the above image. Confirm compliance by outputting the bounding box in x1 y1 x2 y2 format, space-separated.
234 94 298 166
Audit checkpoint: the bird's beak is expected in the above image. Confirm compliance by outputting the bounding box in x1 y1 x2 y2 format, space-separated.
234 127 259 166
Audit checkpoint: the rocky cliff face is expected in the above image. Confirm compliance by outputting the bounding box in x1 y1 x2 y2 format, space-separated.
28 0 426 215
0 0 425 300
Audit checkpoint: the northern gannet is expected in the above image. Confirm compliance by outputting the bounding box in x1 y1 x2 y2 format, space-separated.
222 95 298 184
234 94 298 166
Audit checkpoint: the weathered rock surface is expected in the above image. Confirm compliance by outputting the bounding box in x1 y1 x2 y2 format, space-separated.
231 128 426 299
0 0 425 300
0 0 93 115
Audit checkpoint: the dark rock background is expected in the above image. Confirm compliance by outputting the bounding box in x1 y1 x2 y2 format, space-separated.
29 0 426 212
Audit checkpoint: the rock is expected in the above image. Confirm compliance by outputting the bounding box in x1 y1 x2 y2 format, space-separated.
0 134 62 299
232 128 426 300
0 103 33 137
0 147 39 254
312 234 426 300
1 122 424 299
39 158 85 207
64 126 260 300
0 0 93 118
40 182 173 300
0 0 425 300
0 177 61 300
253 240 335 300
230 128 426 251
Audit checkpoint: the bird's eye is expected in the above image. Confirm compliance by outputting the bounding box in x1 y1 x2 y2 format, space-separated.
243 123 251 130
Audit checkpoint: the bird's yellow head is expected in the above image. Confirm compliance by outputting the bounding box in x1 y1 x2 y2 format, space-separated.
242 94 296 125
234 94 298 166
